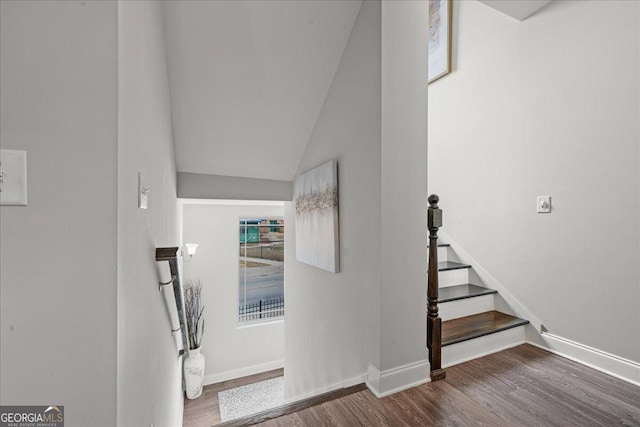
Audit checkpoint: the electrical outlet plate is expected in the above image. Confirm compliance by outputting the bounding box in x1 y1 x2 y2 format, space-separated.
138 172 148 209
0 149 28 206
537 196 551 213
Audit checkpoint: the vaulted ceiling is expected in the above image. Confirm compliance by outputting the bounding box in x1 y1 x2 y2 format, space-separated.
163 0 552 182
163 0 362 181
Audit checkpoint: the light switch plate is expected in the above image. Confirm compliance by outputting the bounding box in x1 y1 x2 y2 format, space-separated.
537 196 551 213
138 172 148 209
0 149 28 206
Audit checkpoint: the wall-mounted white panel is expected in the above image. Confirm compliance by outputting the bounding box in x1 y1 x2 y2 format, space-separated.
0 149 27 206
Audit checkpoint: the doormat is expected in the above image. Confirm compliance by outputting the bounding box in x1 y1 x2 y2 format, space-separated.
218 376 284 422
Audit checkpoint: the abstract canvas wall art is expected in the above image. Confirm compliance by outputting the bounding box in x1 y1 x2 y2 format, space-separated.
428 0 452 83
294 160 340 273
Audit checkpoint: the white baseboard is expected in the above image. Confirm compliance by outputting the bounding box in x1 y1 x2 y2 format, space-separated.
528 333 640 387
203 359 284 386
282 373 367 404
366 359 430 398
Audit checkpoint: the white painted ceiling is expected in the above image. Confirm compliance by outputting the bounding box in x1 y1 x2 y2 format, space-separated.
163 1 362 181
478 0 554 21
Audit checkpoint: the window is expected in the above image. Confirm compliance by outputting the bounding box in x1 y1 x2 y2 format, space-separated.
238 218 284 323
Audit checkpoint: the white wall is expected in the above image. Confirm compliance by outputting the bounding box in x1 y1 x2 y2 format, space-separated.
428 0 640 363
182 202 284 384
284 0 382 400
178 172 292 201
0 1 118 425
117 2 183 426
284 0 430 400
379 0 429 385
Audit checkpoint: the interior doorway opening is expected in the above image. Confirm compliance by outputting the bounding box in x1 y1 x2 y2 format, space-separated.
180 199 286 425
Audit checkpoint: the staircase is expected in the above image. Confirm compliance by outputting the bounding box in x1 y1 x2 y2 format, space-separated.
434 245 529 368
426 195 529 378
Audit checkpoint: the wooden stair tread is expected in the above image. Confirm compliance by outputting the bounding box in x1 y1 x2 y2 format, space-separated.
434 261 471 271
442 311 529 346
427 243 451 248
438 284 497 303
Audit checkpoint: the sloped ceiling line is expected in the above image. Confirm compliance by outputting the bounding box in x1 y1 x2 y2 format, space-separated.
163 0 362 181
478 0 554 21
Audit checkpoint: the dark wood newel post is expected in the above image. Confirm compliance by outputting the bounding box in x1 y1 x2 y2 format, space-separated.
427 194 446 381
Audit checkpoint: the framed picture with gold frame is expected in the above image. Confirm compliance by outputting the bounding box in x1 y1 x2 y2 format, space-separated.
428 0 452 84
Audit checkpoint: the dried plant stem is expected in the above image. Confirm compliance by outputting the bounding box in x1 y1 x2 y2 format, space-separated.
184 279 204 350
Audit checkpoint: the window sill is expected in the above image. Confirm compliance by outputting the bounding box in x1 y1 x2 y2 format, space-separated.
236 318 284 329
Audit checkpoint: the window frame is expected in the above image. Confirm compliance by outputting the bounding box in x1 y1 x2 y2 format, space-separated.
238 217 285 325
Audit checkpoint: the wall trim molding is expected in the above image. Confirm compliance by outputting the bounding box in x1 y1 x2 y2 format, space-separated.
203 359 284 386
529 333 640 387
283 373 367 404
366 359 430 398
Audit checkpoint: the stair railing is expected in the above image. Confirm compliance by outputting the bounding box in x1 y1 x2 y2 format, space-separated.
427 194 446 381
156 247 189 356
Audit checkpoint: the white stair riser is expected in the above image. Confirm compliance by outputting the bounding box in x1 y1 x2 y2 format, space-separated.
442 326 526 368
438 268 469 288
438 246 447 262
428 246 448 261
439 294 494 321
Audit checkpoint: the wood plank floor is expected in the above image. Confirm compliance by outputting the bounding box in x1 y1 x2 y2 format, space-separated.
183 368 284 427
254 345 640 427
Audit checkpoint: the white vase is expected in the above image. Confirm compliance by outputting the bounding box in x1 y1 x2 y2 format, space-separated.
184 347 205 399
